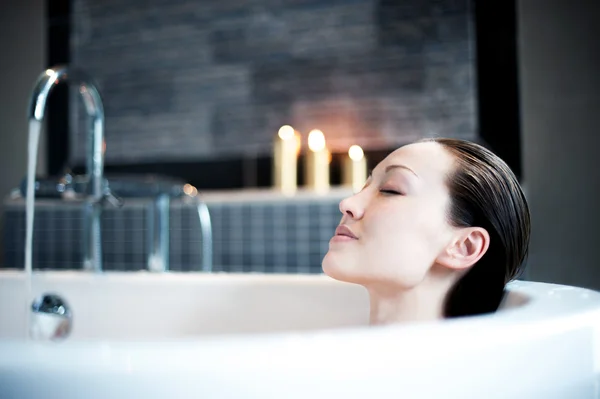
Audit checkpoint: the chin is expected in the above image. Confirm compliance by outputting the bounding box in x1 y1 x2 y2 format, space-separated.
321 252 357 283
321 252 341 279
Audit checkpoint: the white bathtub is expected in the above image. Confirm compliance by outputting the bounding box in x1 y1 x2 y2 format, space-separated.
0 271 599 398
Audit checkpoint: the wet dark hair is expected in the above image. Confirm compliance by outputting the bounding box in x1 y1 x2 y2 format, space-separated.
420 138 531 318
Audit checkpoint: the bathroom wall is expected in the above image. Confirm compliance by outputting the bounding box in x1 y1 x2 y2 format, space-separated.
5 0 599 290
0 0 482 272
0 1 46 265
69 0 478 165
518 0 600 288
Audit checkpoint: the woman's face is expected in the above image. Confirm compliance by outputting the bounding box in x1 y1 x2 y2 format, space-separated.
322 141 459 289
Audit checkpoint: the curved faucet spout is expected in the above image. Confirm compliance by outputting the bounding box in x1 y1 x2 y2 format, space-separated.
27 65 106 272
28 65 105 201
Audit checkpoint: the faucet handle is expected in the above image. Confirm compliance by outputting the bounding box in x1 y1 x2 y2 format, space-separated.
103 189 124 208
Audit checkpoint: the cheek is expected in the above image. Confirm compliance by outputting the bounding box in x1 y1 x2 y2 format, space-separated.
363 200 449 284
406 197 449 240
368 199 444 240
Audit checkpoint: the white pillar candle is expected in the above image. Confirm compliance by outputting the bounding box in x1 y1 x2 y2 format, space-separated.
305 129 330 194
273 125 300 196
342 145 367 193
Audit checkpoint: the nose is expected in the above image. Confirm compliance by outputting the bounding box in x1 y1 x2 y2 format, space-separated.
339 193 364 220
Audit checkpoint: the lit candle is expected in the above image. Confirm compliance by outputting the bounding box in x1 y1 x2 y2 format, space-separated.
305 129 330 193
273 125 300 195
342 145 367 193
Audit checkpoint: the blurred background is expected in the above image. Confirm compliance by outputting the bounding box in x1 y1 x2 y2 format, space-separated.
0 0 598 288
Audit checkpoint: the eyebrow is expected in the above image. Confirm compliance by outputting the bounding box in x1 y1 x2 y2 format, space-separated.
384 164 419 178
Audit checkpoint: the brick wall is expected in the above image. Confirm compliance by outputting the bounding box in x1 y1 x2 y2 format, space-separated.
71 0 476 164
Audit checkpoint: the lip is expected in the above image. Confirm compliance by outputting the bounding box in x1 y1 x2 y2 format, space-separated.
334 225 358 240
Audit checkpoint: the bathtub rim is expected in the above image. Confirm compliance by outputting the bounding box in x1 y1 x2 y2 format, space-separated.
0 269 598 326
1 270 600 380
0 269 598 339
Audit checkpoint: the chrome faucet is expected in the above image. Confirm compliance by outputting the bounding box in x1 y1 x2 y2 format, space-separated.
27 65 213 274
28 65 108 272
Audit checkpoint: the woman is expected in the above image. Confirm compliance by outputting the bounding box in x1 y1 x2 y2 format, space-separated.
322 138 530 324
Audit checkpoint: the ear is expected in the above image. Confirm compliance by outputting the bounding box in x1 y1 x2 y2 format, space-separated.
436 227 490 271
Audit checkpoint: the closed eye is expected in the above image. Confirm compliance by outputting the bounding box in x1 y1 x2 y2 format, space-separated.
379 189 404 195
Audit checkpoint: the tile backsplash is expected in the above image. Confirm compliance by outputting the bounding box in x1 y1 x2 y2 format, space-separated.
2 192 343 273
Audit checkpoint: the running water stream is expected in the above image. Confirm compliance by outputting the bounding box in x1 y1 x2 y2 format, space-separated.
24 120 42 335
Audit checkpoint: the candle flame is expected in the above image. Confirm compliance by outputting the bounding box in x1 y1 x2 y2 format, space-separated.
308 129 326 152
278 125 295 141
348 145 364 161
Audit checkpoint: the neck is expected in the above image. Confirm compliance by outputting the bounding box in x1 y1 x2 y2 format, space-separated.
366 278 454 325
